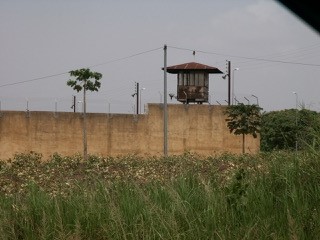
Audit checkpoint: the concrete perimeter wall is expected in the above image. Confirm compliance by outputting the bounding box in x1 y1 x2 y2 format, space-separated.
0 104 259 160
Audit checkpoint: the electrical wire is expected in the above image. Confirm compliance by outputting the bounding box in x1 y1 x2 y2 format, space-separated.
167 45 320 67
1 44 319 89
0 47 163 88
0 72 68 88
233 43 320 68
87 47 163 68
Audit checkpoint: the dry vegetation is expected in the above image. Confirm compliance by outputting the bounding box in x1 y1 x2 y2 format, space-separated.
0 151 319 239
0 151 263 197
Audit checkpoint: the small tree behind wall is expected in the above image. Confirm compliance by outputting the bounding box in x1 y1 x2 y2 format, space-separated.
67 68 102 161
225 103 262 153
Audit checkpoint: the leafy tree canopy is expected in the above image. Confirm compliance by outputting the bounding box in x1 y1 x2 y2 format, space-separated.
260 108 320 151
225 104 263 138
225 104 263 153
67 68 102 92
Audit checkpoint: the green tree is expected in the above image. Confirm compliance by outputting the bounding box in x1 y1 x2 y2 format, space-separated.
67 68 102 160
225 104 262 153
260 109 320 151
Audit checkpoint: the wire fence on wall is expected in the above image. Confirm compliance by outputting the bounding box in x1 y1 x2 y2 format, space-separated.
0 96 155 115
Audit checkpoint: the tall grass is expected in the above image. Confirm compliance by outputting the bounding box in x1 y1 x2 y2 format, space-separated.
0 151 319 239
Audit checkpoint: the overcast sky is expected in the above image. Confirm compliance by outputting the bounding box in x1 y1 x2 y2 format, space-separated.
0 0 319 114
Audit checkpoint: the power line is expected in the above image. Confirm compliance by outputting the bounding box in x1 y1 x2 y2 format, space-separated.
0 72 68 88
88 47 163 68
236 47 320 72
234 42 320 65
1 44 319 89
0 47 163 88
167 45 320 67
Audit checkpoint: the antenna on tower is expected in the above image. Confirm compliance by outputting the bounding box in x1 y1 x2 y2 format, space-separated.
169 93 176 100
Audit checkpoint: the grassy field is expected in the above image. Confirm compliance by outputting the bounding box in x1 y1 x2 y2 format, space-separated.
0 151 319 239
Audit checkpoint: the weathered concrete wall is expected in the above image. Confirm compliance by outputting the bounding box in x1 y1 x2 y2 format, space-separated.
0 104 259 160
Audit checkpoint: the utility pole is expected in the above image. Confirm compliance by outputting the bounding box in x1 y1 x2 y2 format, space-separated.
133 82 140 114
132 82 140 114
73 95 76 112
163 44 168 157
227 60 231 105
83 83 87 161
71 95 76 113
136 82 139 114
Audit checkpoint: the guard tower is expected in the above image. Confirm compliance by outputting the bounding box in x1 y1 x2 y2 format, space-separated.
166 62 223 104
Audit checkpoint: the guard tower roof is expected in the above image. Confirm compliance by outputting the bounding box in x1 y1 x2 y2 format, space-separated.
164 62 223 74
